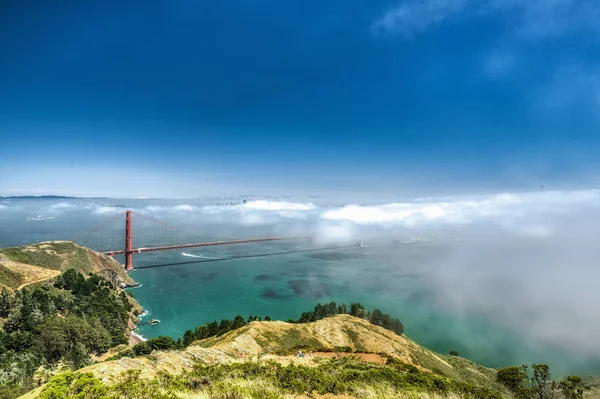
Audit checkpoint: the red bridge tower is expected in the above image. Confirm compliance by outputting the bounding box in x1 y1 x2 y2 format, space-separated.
125 210 133 271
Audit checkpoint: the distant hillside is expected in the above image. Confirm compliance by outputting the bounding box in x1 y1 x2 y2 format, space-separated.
21 315 514 399
0 241 135 290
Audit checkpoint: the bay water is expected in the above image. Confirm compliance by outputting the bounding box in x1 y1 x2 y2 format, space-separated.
0 197 597 376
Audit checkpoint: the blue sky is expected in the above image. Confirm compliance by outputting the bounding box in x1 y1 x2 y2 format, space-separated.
1 0 599 198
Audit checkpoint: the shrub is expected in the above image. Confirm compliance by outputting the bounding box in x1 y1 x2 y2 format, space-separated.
39 358 503 399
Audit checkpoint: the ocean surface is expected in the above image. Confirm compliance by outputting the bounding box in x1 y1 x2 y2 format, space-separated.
0 196 598 376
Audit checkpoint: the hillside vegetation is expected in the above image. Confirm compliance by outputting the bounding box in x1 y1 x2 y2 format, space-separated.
20 314 513 399
0 242 142 399
22 309 597 399
0 241 135 290
2 243 594 399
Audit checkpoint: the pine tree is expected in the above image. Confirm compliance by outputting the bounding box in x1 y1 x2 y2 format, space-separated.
0 288 13 318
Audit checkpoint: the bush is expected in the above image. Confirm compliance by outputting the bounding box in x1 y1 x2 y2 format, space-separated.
39 358 502 399
180 302 405 349
333 346 353 353
0 269 135 397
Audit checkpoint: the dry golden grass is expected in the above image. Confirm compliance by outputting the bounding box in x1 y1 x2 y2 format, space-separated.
201 315 443 371
70 314 501 392
0 258 61 290
0 241 137 290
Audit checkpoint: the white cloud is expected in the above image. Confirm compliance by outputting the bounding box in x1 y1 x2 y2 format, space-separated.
320 190 600 232
374 0 600 40
242 200 316 211
94 206 122 214
12 191 600 237
372 0 468 38
173 204 196 212
491 0 600 39
36 191 600 238
49 202 77 210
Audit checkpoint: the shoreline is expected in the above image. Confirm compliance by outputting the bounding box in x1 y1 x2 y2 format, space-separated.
128 330 146 346
128 301 148 346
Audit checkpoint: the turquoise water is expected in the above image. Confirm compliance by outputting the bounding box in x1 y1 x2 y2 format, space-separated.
1 197 598 377
129 241 594 376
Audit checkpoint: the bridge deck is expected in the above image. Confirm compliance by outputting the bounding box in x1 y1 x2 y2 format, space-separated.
104 237 305 256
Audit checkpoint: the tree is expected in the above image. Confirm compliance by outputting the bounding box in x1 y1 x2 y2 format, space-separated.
0 288 12 318
449 351 459 356
66 342 90 369
370 309 385 326
497 365 531 399
531 364 555 399
298 311 315 323
147 336 178 351
349 303 367 318
314 304 326 319
231 315 246 330
325 302 337 316
34 316 107 367
219 319 232 334
54 269 85 293
183 330 195 346
194 325 209 340
559 376 585 399
206 321 220 336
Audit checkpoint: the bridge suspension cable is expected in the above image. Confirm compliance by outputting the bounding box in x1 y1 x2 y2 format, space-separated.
70 209 313 271
70 211 126 253
132 245 357 270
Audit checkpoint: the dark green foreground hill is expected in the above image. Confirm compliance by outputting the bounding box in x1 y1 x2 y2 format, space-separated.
0 242 141 398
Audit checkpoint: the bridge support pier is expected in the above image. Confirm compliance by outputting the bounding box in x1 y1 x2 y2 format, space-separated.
125 210 133 271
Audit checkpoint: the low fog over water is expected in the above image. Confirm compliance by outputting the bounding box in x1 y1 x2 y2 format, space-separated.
1 190 599 375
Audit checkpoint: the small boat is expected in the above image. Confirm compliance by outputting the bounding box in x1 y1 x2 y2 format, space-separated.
149 319 160 325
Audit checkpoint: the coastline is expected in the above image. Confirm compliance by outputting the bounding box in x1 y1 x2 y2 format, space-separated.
128 304 148 346
128 330 146 346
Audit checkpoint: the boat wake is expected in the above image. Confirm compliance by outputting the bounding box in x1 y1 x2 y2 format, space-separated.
181 252 218 259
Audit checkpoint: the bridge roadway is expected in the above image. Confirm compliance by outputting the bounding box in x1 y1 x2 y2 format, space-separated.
104 236 307 256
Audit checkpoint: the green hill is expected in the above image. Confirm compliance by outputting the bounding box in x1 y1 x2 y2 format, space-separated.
16 309 599 399
0 242 141 399
21 314 512 399
1 243 594 399
0 241 135 290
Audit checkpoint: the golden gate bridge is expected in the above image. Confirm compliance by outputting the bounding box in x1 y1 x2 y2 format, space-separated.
71 210 351 271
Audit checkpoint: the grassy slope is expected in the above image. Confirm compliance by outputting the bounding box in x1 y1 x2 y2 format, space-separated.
202 314 511 394
581 376 600 398
0 240 143 345
23 315 511 399
0 263 23 290
0 241 136 288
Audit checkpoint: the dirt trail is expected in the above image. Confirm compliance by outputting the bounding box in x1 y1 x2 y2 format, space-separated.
17 270 61 290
